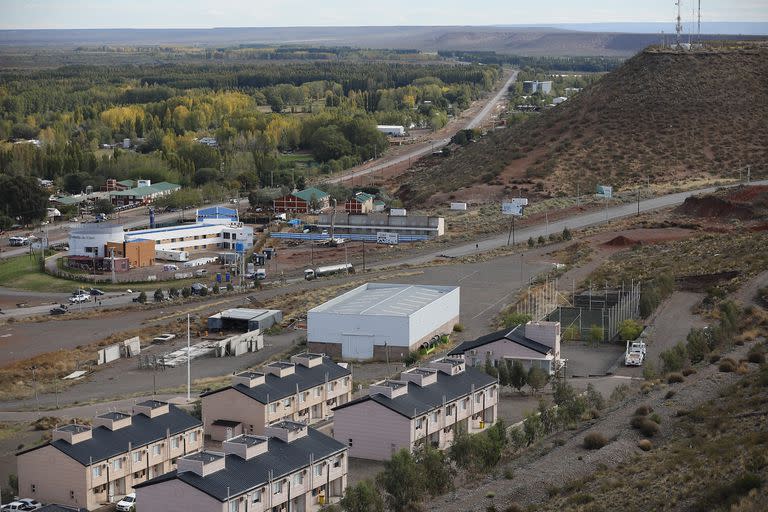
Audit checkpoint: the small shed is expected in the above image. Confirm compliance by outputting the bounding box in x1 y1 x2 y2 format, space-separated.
207 308 283 333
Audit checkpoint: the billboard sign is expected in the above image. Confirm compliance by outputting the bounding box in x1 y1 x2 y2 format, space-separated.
596 185 613 198
376 232 399 245
502 198 528 216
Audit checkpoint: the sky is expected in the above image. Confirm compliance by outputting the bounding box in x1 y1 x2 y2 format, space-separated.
2 0 767 29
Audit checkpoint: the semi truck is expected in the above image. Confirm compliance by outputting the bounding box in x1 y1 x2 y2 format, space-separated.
304 263 354 280
624 340 647 366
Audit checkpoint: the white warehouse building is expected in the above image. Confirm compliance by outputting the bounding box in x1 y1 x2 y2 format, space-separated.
307 283 460 361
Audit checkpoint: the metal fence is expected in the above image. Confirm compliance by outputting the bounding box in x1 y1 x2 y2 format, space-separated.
269 232 431 242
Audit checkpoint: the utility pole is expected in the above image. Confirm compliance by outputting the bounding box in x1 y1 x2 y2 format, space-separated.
29 365 39 415
361 240 366 271
637 186 641 216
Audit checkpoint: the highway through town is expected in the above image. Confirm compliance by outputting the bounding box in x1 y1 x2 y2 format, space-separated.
326 69 519 184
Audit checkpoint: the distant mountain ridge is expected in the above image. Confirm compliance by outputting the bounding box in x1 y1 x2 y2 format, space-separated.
0 26 764 56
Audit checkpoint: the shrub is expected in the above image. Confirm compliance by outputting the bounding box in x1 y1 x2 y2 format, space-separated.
453 323 464 332
649 413 662 425
637 439 653 451
503 468 515 480
137 291 147 304
697 473 763 510
719 358 737 373
709 353 721 364
634 405 653 416
637 418 660 437
212 283 220 294
618 319 643 341
660 342 688 373
665 390 676 399
583 432 608 450
181 287 191 298
682 368 696 376
748 351 766 364
667 372 685 384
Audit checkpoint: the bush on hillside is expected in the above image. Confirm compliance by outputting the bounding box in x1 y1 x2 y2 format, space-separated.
583 432 608 450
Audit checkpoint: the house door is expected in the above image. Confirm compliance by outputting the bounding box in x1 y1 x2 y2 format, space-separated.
341 334 374 359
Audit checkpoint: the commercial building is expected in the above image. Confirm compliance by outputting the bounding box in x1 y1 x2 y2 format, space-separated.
105 239 156 268
109 181 181 206
16 401 203 511
522 80 553 94
134 423 348 512
343 192 374 214
273 187 330 213
207 308 283 333
376 125 406 136
307 283 460 360
200 353 352 441
124 218 253 253
316 212 445 238
68 224 126 259
332 356 498 460
449 321 563 375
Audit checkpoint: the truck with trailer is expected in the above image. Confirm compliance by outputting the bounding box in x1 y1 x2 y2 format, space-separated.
624 339 647 366
304 263 354 280
156 249 189 262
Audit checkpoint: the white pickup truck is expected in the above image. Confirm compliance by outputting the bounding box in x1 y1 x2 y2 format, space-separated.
625 340 647 366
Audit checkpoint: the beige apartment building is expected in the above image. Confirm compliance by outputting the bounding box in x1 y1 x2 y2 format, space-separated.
332 356 499 461
135 422 348 512
16 401 203 511
201 353 352 441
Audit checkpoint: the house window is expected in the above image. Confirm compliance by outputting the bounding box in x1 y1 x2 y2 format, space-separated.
229 500 239 512
223 232 231 239
93 466 102 478
315 386 322 397
462 399 468 411
252 490 262 503
431 411 439 422
490 386 496 398
283 398 292 408
270 403 278 413
348 438 353 447
327 382 335 392
299 392 306 403
333 456 343 468
31 484 36 494
190 431 198 442
153 445 162 456
273 481 283 494
70 491 75 500
415 418 424 430
344 377 350 386
113 458 124 470
314 465 323 477
133 451 142 463
475 393 483 404
294 472 304 485
172 437 180 449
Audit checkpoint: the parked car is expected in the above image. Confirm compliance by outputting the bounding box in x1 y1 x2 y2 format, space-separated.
16 499 43 510
89 288 105 296
194 268 208 277
1 501 26 511
68 294 89 304
190 283 208 295
71 289 89 297
152 333 176 344
116 493 136 512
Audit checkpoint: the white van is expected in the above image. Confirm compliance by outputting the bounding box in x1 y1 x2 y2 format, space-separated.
194 268 208 277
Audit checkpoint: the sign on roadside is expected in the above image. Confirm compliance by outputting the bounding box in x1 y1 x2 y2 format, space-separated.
595 185 613 198
502 198 528 216
376 232 399 245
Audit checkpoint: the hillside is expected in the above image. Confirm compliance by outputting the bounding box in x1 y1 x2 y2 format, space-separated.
395 43 768 206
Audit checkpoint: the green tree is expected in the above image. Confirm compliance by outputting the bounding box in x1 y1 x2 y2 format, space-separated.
0 175 49 225
660 342 688 373
509 360 527 394
340 480 385 512
562 227 572 240
93 198 115 215
527 367 548 395
137 291 147 304
589 325 604 345
618 319 642 341
153 289 164 302
415 445 454 496
523 411 543 446
310 125 353 162
181 287 191 298
168 287 179 298
484 354 498 378
502 312 532 329
527 237 535 248
686 328 709 363
562 324 580 341
377 449 424 512
212 283 220 294
498 359 510 388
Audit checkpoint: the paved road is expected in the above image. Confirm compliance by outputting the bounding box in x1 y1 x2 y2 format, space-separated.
326 69 518 184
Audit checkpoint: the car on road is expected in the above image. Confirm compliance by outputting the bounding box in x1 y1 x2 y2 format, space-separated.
89 288 105 296
68 294 89 304
153 333 176 344
194 268 208 277
16 499 43 510
50 304 69 315
115 493 136 512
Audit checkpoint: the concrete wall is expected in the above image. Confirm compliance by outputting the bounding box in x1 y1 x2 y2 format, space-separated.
308 311 409 349
333 400 412 461
317 213 444 236
407 288 460 346
69 229 124 258
203 388 266 437
136 478 225 512
18 445 87 510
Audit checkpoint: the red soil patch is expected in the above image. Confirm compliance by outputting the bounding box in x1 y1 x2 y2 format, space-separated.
603 235 640 247
726 185 768 203
676 195 754 220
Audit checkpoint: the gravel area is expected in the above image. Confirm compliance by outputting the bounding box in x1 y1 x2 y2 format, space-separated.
426 340 757 511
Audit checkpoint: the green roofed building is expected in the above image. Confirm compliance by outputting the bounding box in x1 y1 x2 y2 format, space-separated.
109 182 181 206
273 187 330 213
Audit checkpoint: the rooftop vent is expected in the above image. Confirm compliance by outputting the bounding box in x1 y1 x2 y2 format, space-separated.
264 361 295 378
400 367 438 387
424 356 466 376
52 424 92 445
222 434 269 460
177 451 226 477
265 420 308 443
132 400 169 418
290 352 324 369
232 371 266 388
369 379 409 399
93 412 132 431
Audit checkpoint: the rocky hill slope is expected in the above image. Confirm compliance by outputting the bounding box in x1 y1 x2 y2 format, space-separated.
396 43 768 206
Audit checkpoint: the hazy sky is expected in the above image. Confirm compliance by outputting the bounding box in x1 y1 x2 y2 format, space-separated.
2 0 767 29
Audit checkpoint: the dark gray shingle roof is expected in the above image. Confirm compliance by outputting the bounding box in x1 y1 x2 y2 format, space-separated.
334 367 496 419
18 405 201 466
201 357 350 404
448 326 551 356
135 428 346 501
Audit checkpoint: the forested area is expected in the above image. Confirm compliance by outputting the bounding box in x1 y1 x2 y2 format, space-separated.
438 51 624 72
0 59 500 224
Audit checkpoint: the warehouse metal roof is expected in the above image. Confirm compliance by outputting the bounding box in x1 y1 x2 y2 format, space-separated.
309 283 458 317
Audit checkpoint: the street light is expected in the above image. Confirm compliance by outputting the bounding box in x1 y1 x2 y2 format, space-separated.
27 365 40 415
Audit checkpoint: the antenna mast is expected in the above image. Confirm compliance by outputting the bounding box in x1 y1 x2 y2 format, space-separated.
698 0 701 42
675 0 683 47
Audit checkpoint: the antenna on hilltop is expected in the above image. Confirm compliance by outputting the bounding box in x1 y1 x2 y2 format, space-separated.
675 0 683 47
698 0 702 43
